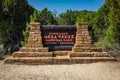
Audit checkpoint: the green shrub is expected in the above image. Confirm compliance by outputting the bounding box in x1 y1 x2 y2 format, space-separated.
21 29 29 46
0 52 4 60
103 43 120 58
95 42 105 48
95 41 120 58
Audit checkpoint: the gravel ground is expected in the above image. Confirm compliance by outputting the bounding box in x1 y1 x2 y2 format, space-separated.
0 61 120 80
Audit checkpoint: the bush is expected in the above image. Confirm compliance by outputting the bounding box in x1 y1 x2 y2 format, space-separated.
109 50 120 58
95 42 120 58
95 42 105 48
0 51 4 60
21 29 29 46
103 43 120 58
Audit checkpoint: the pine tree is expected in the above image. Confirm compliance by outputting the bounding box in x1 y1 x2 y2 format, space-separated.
0 0 34 54
30 8 58 25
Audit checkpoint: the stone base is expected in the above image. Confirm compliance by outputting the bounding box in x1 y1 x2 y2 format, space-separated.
4 57 53 64
70 57 117 63
53 56 70 64
70 52 110 57
53 51 70 57
20 47 49 52
13 51 53 57
4 51 118 64
72 47 102 52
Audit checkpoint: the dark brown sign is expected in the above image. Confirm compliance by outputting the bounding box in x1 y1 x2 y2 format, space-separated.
41 25 76 50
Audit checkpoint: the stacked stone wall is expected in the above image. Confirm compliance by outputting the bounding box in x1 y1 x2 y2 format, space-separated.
72 23 101 52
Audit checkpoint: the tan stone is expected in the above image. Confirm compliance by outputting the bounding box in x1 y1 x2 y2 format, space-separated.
74 44 95 47
36 47 49 52
30 22 41 25
13 51 53 57
4 57 53 64
4 22 118 64
53 51 70 56
53 56 70 64
70 57 117 63
76 41 92 44
20 47 48 52
69 52 110 57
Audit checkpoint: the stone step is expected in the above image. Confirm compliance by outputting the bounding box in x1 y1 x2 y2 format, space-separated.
53 51 71 56
74 44 95 47
13 51 53 57
20 47 49 52
75 41 92 44
76 36 91 39
4 56 70 64
70 52 110 57
77 27 88 31
4 56 118 64
4 56 53 64
72 47 102 52
71 57 118 63
53 56 70 64
25 44 43 47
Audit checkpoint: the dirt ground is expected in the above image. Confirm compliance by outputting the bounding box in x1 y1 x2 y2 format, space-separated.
0 60 120 80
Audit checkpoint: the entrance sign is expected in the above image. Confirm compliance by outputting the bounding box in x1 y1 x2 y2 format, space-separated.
4 22 115 64
41 25 76 50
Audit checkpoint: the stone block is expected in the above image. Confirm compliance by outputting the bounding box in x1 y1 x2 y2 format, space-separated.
70 57 118 63
90 47 102 52
93 52 110 57
76 35 91 39
83 41 92 44
72 49 85 52
76 41 92 44
74 44 93 47
28 41 35 44
20 47 48 52
72 47 90 51
53 56 70 64
20 47 35 52
36 47 49 52
36 37 42 41
13 51 53 57
70 52 94 57
53 51 70 56
25 44 43 47
70 52 110 57
71 57 91 63
4 57 53 64
76 34 89 36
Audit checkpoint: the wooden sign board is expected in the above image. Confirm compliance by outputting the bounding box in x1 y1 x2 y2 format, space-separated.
41 25 76 51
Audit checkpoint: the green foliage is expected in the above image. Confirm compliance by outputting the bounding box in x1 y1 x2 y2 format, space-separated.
0 51 4 60
0 0 34 54
30 8 58 25
57 10 78 25
105 0 120 46
21 29 29 46
0 37 3 44
92 0 120 57
0 53 4 60
0 20 15 54
56 17 67 25
90 5 109 42
95 42 105 48
30 10 40 22
77 10 91 22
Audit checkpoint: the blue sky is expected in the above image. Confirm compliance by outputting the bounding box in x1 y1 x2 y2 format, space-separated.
27 0 105 14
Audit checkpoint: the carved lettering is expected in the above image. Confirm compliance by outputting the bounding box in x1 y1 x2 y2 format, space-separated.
43 32 75 45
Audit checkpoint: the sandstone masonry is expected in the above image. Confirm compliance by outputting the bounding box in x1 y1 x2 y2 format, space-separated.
4 22 118 64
